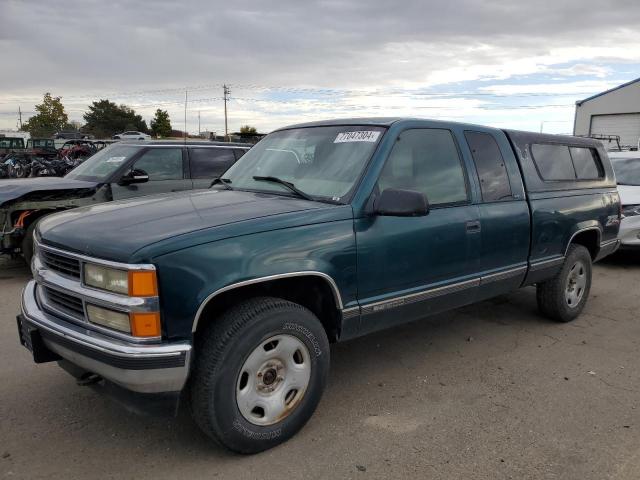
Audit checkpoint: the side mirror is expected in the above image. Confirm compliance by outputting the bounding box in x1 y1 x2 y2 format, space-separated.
374 188 429 217
119 168 149 185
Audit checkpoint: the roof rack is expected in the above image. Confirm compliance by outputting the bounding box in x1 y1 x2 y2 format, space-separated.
576 134 622 151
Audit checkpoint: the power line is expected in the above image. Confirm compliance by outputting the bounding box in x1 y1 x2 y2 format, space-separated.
0 79 617 106
0 81 589 134
0 83 226 105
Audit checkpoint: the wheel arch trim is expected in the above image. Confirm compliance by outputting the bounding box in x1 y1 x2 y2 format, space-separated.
565 226 602 257
191 271 344 332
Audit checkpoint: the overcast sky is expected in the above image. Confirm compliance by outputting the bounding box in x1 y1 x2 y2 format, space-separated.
1 0 639 135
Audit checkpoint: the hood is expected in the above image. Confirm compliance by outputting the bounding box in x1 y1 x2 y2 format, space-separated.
38 189 346 262
618 185 640 206
0 177 99 206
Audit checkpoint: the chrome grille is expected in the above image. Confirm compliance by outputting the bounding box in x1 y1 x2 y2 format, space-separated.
40 249 81 279
33 241 161 342
43 287 85 320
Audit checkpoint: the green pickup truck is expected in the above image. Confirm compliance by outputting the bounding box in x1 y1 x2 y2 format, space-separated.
17 118 621 453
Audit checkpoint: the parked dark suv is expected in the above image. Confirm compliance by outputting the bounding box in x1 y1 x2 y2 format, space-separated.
0 141 250 261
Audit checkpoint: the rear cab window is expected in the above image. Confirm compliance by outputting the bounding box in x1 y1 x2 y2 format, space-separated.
531 144 604 181
570 147 603 179
464 131 512 202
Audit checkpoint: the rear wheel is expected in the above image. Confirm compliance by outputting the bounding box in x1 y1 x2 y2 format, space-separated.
190 297 330 453
536 244 592 322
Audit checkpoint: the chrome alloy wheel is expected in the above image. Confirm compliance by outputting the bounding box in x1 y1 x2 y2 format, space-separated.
565 260 587 308
236 334 311 426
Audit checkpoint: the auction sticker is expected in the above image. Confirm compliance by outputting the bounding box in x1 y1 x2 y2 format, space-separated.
105 156 127 163
334 131 381 143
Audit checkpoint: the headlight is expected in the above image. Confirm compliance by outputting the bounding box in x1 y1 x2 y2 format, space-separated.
86 304 161 337
84 263 128 294
86 304 131 333
83 262 160 337
622 204 640 218
83 263 158 297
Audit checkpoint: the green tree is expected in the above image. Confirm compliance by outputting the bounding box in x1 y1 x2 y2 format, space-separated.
21 93 69 137
239 125 258 136
83 99 148 138
150 109 172 137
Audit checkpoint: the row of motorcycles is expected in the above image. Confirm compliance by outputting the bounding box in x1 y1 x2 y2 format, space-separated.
0 141 100 179
0 154 85 178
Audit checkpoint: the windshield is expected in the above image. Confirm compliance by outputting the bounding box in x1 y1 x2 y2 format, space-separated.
611 157 640 186
65 144 140 181
223 126 386 201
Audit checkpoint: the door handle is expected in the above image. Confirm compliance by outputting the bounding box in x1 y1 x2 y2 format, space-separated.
466 220 481 234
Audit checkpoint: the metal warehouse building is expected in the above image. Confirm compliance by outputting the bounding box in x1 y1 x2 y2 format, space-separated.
574 77 640 149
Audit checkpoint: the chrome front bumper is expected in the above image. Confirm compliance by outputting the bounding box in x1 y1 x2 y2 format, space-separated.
20 280 192 393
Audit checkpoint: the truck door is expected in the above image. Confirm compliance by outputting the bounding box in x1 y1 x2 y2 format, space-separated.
355 128 481 336
463 130 530 299
111 147 191 200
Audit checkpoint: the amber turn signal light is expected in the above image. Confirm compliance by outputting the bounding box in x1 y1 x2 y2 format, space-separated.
130 312 161 337
128 270 158 297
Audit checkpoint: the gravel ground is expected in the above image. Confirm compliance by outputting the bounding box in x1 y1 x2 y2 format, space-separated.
1 252 640 479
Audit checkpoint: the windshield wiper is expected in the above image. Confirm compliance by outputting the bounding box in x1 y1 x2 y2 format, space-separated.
252 176 315 201
210 177 234 190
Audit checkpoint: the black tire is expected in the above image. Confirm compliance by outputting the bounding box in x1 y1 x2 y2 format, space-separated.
14 163 27 178
21 220 39 265
189 296 330 454
536 244 592 322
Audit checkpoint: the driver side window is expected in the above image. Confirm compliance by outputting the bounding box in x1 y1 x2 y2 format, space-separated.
378 129 468 206
131 148 183 180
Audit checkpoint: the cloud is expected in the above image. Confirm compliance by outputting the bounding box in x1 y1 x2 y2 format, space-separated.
550 64 611 78
1 0 639 134
478 80 622 96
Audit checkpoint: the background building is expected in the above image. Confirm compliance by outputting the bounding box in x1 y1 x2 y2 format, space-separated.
574 77 640 149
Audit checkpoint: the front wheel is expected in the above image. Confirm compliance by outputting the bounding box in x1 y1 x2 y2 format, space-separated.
536 244 592 322
190 297 330 453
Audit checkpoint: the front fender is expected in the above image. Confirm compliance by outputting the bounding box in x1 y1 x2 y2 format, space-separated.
153 219 357 341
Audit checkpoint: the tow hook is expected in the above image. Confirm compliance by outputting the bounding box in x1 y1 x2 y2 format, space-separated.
76 373 102 386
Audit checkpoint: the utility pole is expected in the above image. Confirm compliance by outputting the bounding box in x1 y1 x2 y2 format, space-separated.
184 88 188 142
18 106 23 130
223 84 230 142
198 111 201 137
